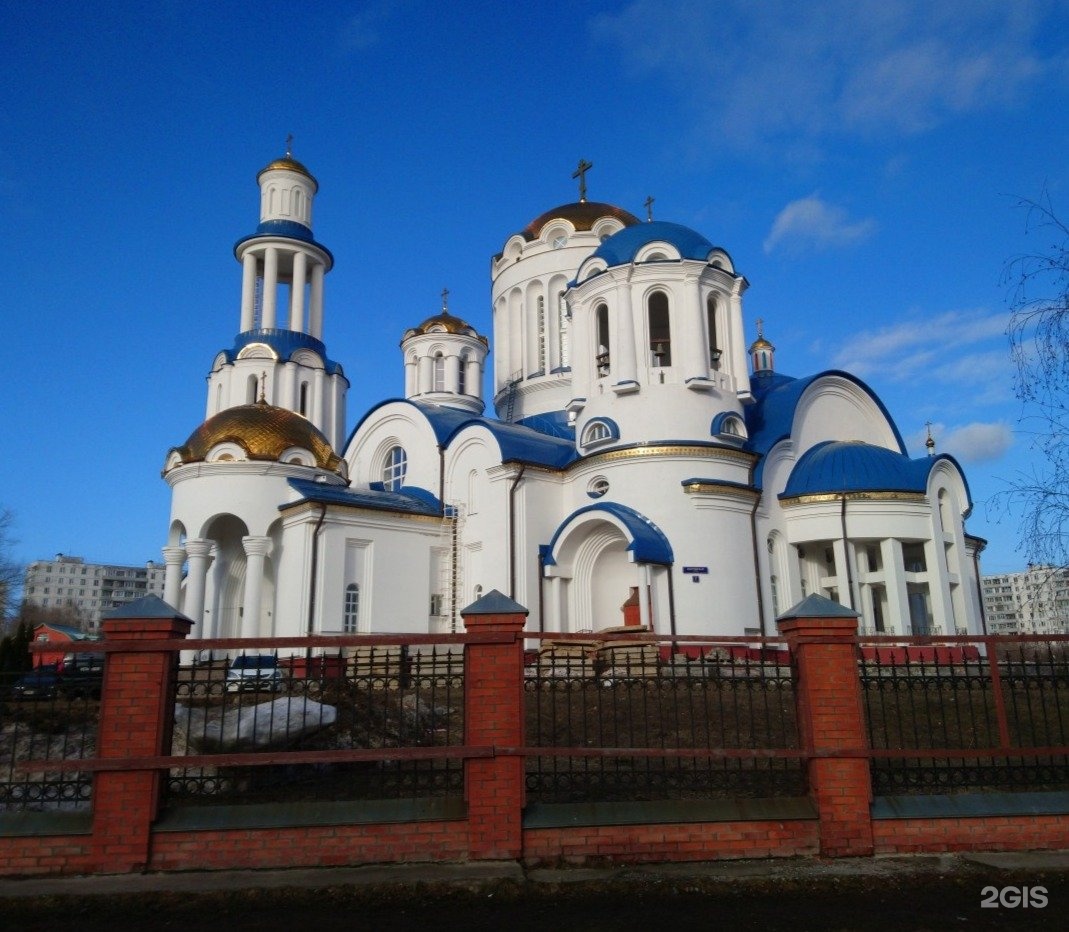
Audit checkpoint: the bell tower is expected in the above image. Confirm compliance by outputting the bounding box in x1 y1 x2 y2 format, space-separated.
203 145 348 449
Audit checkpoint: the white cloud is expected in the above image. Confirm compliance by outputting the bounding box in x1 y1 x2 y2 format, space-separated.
590 0 1059 151
912 421 1014 463
764 194 877 254
833 309 1009 383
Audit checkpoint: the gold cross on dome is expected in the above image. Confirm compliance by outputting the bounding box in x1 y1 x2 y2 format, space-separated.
441 287 449 313
285 133 294 158
645 195 655 222
572 159 593 202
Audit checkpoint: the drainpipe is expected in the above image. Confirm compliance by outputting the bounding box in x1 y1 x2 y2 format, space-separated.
537 547 545 634
666 564 677 640
508 464 527 600
306 503 328 648
840 494 856 610
747 461 767 635
971 539 989 636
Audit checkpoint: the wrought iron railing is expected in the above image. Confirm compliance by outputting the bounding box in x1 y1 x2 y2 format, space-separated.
166 644 465 806
0 667 100 812
524 636 804 803
860 636 1069 794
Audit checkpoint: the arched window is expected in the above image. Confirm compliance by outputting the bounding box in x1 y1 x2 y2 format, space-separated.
707 295 721 367
473 584 484 603
432 353 446 391
458 352 468 395
581 418 618 448
344 583 360 633
246 374 258 404
595 304 610 375
648 291 671 366
299 381 309 416
382 446 407 490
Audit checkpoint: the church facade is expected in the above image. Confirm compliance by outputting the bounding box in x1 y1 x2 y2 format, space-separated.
160 153 984 640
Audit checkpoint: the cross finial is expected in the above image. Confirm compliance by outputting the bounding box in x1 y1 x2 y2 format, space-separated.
925 421 936 456
441 287 449 314
644 195 655 222
285 134 294 158
572 159 593 202
756 318 764 339
259 371 267 404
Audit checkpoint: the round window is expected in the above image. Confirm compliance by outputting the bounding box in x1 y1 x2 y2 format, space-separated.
587 476 610 499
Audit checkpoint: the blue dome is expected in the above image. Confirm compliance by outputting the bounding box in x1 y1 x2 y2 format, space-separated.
782 441 935 498
592 220 717 268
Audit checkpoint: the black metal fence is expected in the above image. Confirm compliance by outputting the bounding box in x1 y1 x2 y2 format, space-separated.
524 641 804 803
860 639 1069 794
0 668 100 812
166 645 465 807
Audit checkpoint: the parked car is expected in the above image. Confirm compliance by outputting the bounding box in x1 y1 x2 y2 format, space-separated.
10 667 62 700
225 655 283 693
8 658 104 701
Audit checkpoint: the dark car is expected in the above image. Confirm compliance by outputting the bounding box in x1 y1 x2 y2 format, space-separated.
10 667 62 700
9 657 104 701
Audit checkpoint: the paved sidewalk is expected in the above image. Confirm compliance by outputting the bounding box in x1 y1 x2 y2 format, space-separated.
2 849 1068 898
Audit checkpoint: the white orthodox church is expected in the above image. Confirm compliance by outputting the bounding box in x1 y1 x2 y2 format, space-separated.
159 152 985 641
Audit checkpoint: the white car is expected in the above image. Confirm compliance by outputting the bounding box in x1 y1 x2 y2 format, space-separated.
225 655 283 692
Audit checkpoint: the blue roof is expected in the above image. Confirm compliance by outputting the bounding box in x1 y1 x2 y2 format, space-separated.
347 399 578 469
544 502 674 566
221 329 346 377
233 221 334 264
591 220 719 268
743 370 907 488
516 410 575 441
286 478 442 516
781 441 964 499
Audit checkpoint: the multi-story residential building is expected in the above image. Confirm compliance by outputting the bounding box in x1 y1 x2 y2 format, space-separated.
22 555 167 631
982 565 1069 635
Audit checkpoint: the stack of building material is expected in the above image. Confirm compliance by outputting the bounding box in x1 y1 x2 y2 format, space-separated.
537 638 599 678
597 639 660 678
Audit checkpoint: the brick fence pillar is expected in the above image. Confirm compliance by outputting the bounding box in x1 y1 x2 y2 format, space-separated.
777 594 873 857
461 589 528 860
92 596 192 873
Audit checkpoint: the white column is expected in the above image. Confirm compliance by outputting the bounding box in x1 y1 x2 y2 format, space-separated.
241 536 272 639
925 539 952 634
309 262 325 339
262 247 279 329
638 564 652 630
289 250 307 332
404 358 417 396
685 277 708 379
831 539 851 609
183 539 214 634
240 252 258 332
549 575 566 632
882 539 908 635
465 355 481 399
162 546 186 611
312 368 325 429
614 281 638 384
284 362 298 413
445 354 461 393
417 355 432 394
333 376 345 450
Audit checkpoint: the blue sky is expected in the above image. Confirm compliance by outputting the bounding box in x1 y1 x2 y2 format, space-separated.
3 0 1068 577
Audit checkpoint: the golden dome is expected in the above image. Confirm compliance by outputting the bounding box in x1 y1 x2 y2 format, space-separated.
523 201 640 240
170 401 342 472
257 156 318 192
403 310 488 346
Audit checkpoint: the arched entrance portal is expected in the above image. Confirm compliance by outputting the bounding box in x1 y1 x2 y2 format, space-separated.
543 503 673 634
